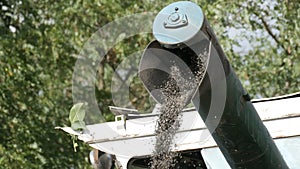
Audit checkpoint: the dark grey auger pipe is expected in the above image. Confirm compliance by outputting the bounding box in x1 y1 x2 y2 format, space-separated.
139 1 288 169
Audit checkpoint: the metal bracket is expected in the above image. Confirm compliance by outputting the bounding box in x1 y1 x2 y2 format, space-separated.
115 115 126 130
164 11 188 28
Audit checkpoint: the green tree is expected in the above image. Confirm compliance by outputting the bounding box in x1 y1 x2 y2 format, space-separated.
207 0 300 97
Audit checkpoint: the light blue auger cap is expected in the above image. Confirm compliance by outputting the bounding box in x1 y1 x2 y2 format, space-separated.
153 1 204 45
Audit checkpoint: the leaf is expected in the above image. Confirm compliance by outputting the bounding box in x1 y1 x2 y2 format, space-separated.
71 135 79 152
69 103 87 123
71 121 86 131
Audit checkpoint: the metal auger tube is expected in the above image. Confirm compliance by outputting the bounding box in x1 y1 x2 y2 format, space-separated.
139 1 289 168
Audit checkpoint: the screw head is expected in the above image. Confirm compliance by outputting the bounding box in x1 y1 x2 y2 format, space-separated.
170 13 180 22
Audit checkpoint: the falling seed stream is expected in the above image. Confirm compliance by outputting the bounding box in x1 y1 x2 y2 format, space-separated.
150 52 206 169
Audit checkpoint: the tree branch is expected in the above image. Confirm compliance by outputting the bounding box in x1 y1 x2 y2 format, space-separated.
258 15 291 55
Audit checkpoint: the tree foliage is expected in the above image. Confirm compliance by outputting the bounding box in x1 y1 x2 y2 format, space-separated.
209 0 300 97
0 0 299 168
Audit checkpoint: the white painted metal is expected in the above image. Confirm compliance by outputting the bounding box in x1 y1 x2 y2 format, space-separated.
57 92 300 169
202 137 300 169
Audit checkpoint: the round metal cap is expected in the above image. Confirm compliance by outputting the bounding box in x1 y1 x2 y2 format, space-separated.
153 1 204 45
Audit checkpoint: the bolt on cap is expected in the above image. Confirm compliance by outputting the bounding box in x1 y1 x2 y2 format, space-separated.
153 1 204 45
